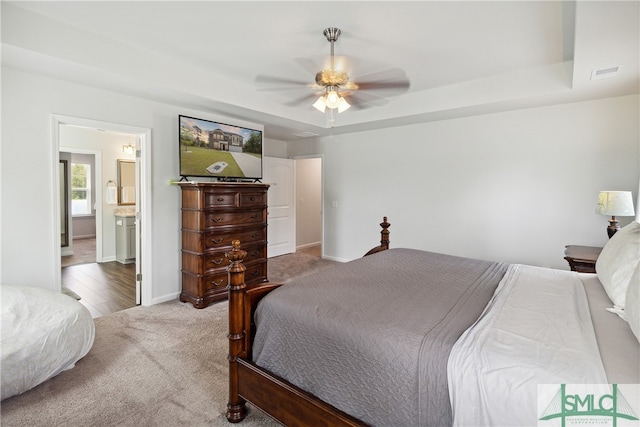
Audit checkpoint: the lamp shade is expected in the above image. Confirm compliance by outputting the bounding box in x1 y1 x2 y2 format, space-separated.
337 96 351 113
596 191 635 216
312 96 327 113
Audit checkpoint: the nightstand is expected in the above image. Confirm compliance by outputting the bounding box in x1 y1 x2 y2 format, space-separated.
564 245 603 273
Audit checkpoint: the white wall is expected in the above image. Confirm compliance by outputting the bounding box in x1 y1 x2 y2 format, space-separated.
289 95 639 268
1 67 286 303
295 157 322 248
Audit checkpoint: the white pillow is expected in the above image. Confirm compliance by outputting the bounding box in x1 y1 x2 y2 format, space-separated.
626 263 640 343
595 221 640 310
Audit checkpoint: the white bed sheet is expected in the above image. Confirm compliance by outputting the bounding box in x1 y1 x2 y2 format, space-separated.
1 285 95 400
448 264 608 427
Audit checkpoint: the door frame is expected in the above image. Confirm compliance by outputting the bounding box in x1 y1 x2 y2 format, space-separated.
51 114 152 306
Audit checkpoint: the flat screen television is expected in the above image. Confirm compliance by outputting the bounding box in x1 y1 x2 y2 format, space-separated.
179 115 263 181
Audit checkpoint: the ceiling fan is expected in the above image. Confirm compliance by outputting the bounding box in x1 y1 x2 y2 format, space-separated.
255 27 411 114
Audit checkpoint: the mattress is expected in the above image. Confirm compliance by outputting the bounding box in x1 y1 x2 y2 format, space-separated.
1 285 95 401
579 272 640 384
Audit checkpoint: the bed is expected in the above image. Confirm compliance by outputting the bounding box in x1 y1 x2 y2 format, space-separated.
1 285 95 401
225 217 640 426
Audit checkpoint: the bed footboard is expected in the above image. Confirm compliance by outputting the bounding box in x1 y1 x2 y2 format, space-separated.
226 217 390 425
226 241 282 422
363 216 390 256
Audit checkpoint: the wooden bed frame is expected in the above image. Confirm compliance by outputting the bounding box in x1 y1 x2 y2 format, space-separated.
226 217 391 426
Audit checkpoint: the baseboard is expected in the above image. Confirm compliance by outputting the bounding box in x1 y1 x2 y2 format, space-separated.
151 292 181 306
61 247 73 256
296 241 321 250
73 234 96 240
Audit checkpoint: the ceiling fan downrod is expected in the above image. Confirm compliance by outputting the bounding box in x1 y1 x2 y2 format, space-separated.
323 27 341 70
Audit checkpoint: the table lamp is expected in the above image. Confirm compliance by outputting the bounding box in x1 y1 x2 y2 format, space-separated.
595 191 635 238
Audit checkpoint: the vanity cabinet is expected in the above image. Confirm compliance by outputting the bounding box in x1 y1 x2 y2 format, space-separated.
179 182 269 308
115 215 136 264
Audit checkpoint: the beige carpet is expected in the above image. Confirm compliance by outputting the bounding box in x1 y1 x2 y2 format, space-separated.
1 247 337 427
268 245 336 283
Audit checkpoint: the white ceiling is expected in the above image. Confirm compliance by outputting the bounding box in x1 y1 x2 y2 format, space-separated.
2 1 639 141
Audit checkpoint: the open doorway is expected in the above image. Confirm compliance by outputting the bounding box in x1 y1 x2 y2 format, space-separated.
60 150 98 267
52 115 152 317
59 144 135 317
295 156 323 256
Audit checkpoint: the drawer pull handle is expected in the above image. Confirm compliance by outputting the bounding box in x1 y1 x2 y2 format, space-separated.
251 251 259 257
217 197 225 202
250 214 258 220
250 196 256 201
251 233 258 238
210 258 224 265
249 270 259 277
211 279 224 286
211 237 224 244
211 217 223 223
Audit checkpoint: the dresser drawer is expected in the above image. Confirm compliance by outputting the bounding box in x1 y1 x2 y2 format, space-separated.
203 191 239 208
182 209 266 231
243 259 267 284
182 226 266 253
203 227 266 251
182 243 266 275
180 259 267 308
240 191 267 208
180 271 229 309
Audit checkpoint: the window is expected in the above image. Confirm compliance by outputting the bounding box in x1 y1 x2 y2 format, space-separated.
71 163 92 215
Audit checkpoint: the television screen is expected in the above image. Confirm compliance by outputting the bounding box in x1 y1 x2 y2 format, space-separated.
179 115 263 180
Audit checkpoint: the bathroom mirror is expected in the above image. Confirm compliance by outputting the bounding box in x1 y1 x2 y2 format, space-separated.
117 159 136 206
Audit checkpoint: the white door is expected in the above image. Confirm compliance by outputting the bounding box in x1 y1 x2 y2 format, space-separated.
263 156 295 257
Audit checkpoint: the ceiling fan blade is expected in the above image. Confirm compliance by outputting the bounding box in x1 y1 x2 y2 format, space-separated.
294 58 321 75
255 85 313 92
255 74 311 86
357 81 410 90
345 91 389 109
353 67 409 83
282 93 319 107
352 68 411 93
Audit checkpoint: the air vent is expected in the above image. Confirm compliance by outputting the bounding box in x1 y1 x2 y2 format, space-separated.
293 131 320 138
590 66 619 80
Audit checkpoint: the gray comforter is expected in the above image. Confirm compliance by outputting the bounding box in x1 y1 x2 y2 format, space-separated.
253 248 508 426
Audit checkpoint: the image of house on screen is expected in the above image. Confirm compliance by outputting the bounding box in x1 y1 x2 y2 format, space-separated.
208 128 244 153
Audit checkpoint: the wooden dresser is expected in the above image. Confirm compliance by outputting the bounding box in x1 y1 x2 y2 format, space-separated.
179 182 269 308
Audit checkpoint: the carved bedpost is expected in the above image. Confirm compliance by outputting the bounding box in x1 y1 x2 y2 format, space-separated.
226 240 248 423
379 216 390 250
364 216 391 256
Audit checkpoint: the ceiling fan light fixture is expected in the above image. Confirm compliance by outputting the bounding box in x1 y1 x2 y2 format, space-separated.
312 96 327 113
337 97 351 113
325 89 341 109
313 87 350 113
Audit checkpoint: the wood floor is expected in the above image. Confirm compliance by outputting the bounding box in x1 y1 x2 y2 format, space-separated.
63 262 136 318
62 238 136 318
